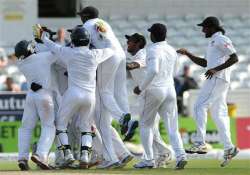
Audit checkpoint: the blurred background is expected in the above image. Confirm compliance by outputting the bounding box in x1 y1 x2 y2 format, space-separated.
0 0 250 155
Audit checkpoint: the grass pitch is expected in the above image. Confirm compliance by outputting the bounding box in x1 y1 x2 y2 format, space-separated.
0 159 250 175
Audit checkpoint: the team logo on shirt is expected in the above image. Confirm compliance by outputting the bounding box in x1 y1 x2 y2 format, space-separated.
224 43 230 48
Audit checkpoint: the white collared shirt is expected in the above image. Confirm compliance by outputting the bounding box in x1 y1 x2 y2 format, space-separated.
16 52 57 91
140 41 178 91
205 32 236 82
127 49 147 87
43 37 114 92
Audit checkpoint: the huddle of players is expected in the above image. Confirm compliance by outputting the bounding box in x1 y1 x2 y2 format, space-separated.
15 5 239 171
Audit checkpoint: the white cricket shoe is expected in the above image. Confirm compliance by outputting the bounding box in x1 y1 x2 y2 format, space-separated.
18 159 30 171
96 160 121 169
119 154 134 168
175 157 188 170
220 147 239 167
155 153 172 168
64 149 75 165
134 160 155 169
185 143 208 154
31 154 51 170
88 151 102 168
79 150 89 169
54 149 65 168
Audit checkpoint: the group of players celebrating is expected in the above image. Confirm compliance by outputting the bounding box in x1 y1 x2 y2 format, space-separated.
15 5 239 171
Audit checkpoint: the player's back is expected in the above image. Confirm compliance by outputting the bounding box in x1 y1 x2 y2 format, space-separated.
63 46 113 92
16 51 57 90
146 41 177 88
65 47 97 92
83 18 125 56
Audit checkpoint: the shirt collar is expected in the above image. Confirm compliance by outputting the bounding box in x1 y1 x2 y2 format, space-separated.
211 31 222 39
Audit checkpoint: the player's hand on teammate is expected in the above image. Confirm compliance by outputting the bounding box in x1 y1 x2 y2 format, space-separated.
205 68 217 79
176 48 189 55
133 86 141 95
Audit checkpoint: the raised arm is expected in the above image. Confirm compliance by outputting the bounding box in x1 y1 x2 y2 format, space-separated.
177 48 207 67
41 32 70 63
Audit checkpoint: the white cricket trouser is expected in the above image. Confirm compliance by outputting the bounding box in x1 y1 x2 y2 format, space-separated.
114 58 130 113
56 86 95 133
194 77 234 150
139 86 186 161
97 54 127 121
18 89 56 162
94 88 130 162
152 115 171 158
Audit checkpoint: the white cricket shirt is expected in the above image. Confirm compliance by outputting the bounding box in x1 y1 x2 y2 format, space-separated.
205 32 236 82
16 52 57 90
43 37 114 92
127 49 147 87
140 41 178 91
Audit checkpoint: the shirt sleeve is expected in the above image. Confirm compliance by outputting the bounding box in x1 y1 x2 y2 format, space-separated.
139 50 159 91
43 37 71 63
133 51 146 68
92 48 114 64
216 36 236 56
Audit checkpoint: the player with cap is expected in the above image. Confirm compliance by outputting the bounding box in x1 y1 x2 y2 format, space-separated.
77 6 137 168
125 33 172 167
133 24 187 169
77 6 135 134
177 16 239 167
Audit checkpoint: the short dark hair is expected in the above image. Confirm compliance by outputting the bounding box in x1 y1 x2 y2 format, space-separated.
148 23 167 42
77 6 99 19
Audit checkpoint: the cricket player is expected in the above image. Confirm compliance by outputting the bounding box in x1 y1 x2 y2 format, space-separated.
77 6 137 134
94 88 134 168
41 26 114 169
177 16 239 167
33 26 69 168
133 23 187 169
125 33 172 167
77 6 137 168
15 40 58 170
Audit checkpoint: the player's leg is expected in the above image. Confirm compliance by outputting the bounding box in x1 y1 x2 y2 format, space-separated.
89 127 103 168
134 89 162 168
98 57 131 134
152 114 172 167
210 79 238 167
110 127 133 167
94 89 120 168
18 93 37 170
115 57 139 140
158 86 187 170
114 57 130 113
78 92 95 169
186 78 216 154
31 90 56 169
97 56 124 119
55 88 80 165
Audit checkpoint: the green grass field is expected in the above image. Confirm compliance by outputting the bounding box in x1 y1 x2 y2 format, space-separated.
0 159 250 175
